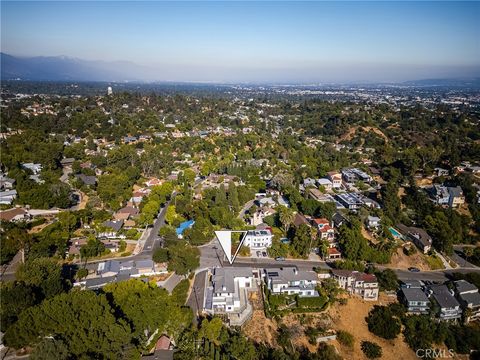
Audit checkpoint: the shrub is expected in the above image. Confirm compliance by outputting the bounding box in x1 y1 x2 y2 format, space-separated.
361 341 382 359
366 305 401 339
171 279 190 306
336 330 354 348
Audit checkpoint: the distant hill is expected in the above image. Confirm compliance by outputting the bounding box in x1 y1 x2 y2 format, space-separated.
402 77 480 88
0 53 152 82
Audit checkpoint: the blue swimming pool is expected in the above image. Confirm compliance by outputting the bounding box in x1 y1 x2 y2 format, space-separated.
389 227 402 238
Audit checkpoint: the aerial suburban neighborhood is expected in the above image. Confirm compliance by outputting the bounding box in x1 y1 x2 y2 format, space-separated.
1 1 480 359
1 79 479 360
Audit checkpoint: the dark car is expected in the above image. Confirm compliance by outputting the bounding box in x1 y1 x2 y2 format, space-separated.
262 251 267 257
408 267 420 272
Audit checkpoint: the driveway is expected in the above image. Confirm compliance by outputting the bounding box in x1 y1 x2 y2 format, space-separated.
186 270 208 319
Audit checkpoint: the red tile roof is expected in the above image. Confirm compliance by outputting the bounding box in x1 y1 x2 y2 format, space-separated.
155 335 171 351
313 218 329 225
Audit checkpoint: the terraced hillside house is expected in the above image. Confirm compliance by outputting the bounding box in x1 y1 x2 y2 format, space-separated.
265 267 319 297
331 270 379 301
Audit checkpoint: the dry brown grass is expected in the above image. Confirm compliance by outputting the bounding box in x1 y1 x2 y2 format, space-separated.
327 293 417 360
385 246 432 271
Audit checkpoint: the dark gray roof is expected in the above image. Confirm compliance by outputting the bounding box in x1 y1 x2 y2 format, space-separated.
459 292 480 307
142 350 173 360
76 174 97 185
86 276 116 289
267 267 318 284
429 285 460 309
455 280 478 294
212 267 253 293
332 212 348 227
397 224 432 248
448 186 463 197
401 288 430 303
103 220 124 232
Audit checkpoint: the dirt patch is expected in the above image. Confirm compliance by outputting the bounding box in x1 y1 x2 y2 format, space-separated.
455 204 471 218
385 246 432 271
415 178 433 187
28 221 52 234
337 126 389 144
77 192 89 210
361 227 377 244
327 293 417 360
243 310 278 347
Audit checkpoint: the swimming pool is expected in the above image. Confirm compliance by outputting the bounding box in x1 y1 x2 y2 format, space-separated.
389 227 402 238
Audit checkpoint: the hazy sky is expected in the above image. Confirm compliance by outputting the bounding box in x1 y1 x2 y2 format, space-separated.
2 1 480 83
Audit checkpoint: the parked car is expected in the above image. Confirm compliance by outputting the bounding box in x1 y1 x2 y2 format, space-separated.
256 251 261 257
275 257 285 261
262 251 267 257
408 267 420 272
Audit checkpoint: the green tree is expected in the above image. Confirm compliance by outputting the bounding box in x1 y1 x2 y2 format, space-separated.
366 305 401 340
279 207 295 236
361 341 382 359
292 224 312 257
4 291 135 359
30 338 69 360
152 248 169 263
375 268 398 291
200 317 223 346
16 258 65 299
0 281 39 332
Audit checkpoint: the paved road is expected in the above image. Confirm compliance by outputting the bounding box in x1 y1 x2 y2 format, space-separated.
451 245 478 268
161 273 184 293
186 270 207 320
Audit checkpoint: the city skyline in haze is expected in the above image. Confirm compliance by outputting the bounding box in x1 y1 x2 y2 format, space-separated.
2 1 480 83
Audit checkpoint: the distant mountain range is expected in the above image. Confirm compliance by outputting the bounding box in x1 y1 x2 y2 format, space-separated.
2 53 480 87
1 53 152 82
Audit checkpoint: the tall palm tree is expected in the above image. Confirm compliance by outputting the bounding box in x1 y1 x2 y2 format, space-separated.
279 208 295 236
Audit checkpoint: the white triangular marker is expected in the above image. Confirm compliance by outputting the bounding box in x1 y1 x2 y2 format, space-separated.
214 230 248 264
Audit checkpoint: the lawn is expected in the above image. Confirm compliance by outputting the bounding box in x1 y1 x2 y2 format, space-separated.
425 254 445 270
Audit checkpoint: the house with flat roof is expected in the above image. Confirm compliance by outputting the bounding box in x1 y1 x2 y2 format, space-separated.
335 193 363 210
265 267 319 297
243 228 273 250
317 178 333 191
366 216 381 230
428 284 462 322
0 176 15 190
448 186 465 208
21 162 42 175
204 267 257 326
331 270 379 301
400 288 430 314
0 189 17 205
454 280 480 323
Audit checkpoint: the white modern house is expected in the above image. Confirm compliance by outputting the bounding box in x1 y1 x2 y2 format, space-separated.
265 267 319 297
204 267 258 326
243 229 273 250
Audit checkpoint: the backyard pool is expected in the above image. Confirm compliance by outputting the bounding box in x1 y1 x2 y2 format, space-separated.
389 227 402 239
